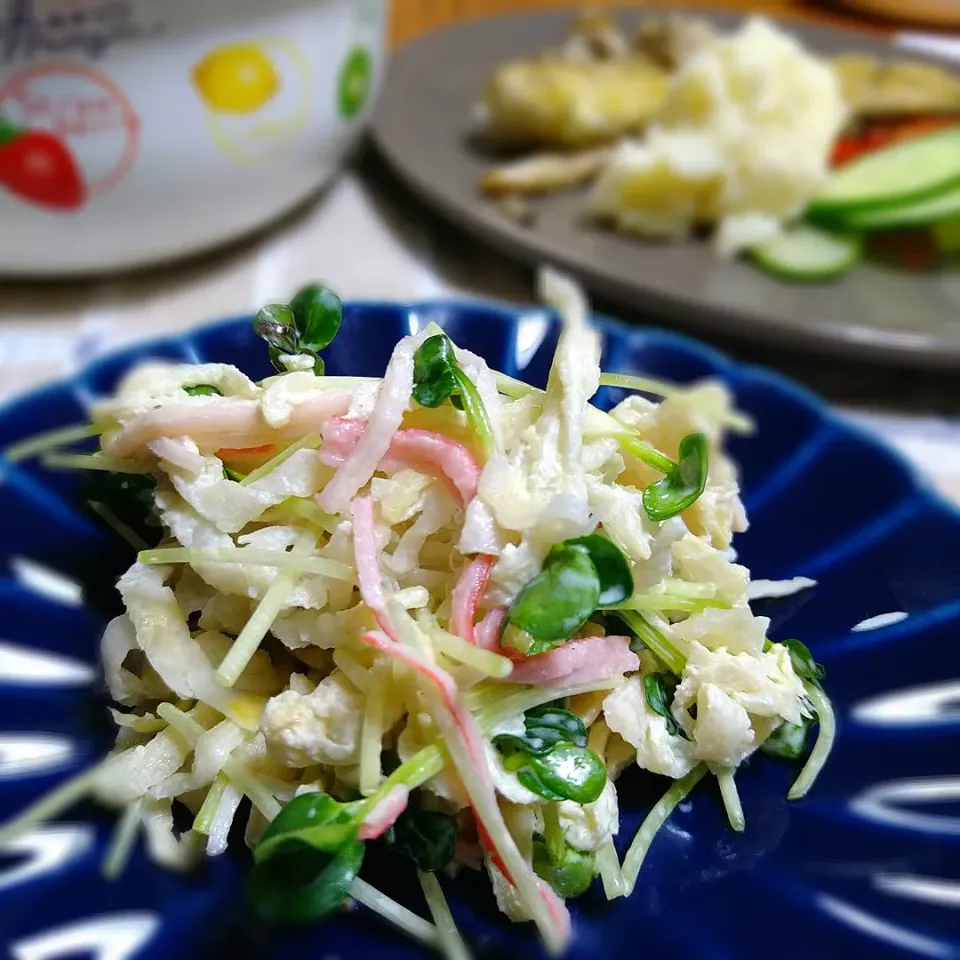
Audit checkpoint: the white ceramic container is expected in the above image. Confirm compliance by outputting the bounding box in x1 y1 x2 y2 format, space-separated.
0 0 388 275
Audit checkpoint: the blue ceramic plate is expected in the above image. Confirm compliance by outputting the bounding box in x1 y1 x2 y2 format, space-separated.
0 303 957 960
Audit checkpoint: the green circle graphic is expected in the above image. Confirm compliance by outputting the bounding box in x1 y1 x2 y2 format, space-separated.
338 46 373 119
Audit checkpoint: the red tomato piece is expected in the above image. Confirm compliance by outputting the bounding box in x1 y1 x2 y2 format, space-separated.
867 228 938 272
831 117 960 168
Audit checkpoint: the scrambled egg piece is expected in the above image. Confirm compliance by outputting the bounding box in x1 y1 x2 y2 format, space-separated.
590 16 848 254
672 533 749 607
558 779 619 852
673 640 807 766
603 675 697 778
261 669 364 767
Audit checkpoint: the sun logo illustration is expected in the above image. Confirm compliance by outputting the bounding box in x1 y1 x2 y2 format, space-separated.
191 38 311 165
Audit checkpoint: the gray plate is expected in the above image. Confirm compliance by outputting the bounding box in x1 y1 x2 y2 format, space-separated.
372 9 960 368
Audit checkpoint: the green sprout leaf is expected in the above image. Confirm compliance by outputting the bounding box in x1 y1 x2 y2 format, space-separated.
643 673 689 739
505 535 633 648
248 838 364 925
533 838 596 899
249 792 364 925
183 384 222 397
253 285 342 376
495 706 606 804
493 706 587 757
290 284 343 356
382 808 458 873
254 303 298 361
254 792 359 864
642 432 709 522
524 705 588 750
520 744 606 805
760 716 814 760
507 544 600 647
564 534 633 606
412 334 459 408
412 333 495 455
782 639 826 685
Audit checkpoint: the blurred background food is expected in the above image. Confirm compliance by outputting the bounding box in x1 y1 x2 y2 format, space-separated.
472 9 960 281
3 0 960 496
833 0 960 27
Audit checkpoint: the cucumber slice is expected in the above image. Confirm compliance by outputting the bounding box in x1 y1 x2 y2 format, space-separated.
842 181 960 231
751 225 862 282
812 128 960 214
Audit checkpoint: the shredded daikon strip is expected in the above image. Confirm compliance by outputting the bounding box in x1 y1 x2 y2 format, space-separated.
139 546 352 581
471 678 625 731
622 764 707 893
492 371 535 400
788 683 835 800
333 649 372 693
156 703 281 820
418 869 472 960
396 586 431 610
596 840 627 900
239 433 322 486
4 422 102 462
385 596 434 661
262 497 340 534
359 745 446 820
42 452 150 473
597 372 676 396
102 799 142 879
0 761 105 847
716 767 745 832
156 702 207 742
419 611 513 678
109 709 167 734
350 876 439 948
361 623 570 954
206 782 242 856
193 773 228 836
619 593 727 614
318 335 417 513
215 531 317 686
359 671 385 797
660 579 718 599
226 769 281 821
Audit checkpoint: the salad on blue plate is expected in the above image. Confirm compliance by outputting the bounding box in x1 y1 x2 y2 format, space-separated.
0 270 832 958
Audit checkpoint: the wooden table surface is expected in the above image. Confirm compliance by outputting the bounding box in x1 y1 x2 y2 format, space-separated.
387 0 891 47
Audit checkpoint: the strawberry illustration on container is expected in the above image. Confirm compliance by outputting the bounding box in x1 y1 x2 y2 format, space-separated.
0 116 87 211
0 63 140 214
